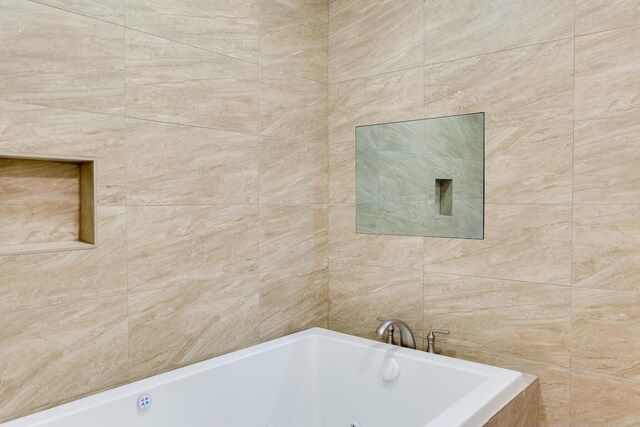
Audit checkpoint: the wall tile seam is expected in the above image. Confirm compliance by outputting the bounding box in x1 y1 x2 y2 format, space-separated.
421 33 577 69
123 0 132 388
328 202 574 208
270 0 329 24
327 117 577 132
444 344 573 371
570 0 577 393
124 116 262 138
125 203 331 207
0 97 267 139
126 276 261 298
0 291 130 316
573 111 640 122
328 263 423 273
257 1 264 344
16 97 640 136
570 367 640 386
328 37 575 86
424 348 572 370
569 286 640 296
257 199 330 205
575 21 640 38
420 270 576 290
259 134 329 144
423 273 571 288
325 2 331 330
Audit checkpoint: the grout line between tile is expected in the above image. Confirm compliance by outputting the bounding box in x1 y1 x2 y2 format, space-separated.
325 4 331 329
570 5 577 410
0 291 129 317
257 5 264 341
330 36 574 85
123 0 131 384
270 0 328 24
575 21 640 38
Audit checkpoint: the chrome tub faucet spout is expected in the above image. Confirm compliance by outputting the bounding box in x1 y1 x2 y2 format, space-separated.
376 317 417 349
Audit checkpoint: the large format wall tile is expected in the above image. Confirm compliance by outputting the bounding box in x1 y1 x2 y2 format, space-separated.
0 207 127 313
32 0 124 25
126 30 259 134
127 119 258 205
127 205 258 292
328 0 422 82
575 26 640 119
329 141 355 203
424 273 571 366
260 67 327 139
424 39 574 125
329 68 423 144
574 116 640 204
259 136 328 204
571 371 640 427
0 1 124 115
273 0 328 22
0 296 128 420
329 204 423 270
423 0 573 64
259 204 328 273
126 0 259 63
441 347 570 427
260 0 327 82
573 205 640 292
424 204 572 285
572 288 640 380
259 266 328 341
575 0 640 35
486 122 573 204
329 263 423 337
129 276 259 379
0 102 126 204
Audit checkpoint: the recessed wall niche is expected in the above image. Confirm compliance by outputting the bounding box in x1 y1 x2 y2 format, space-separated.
0 152 97 255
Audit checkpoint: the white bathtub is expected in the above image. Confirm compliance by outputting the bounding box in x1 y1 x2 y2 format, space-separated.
2 328 527 427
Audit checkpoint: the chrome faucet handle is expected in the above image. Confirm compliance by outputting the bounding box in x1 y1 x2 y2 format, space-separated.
426 328 450 354
428 328 450 336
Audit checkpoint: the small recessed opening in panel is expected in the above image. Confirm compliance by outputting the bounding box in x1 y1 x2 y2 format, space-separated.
436 179 453 217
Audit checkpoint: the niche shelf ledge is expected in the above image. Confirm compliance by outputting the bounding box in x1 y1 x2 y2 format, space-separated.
0 152 97 256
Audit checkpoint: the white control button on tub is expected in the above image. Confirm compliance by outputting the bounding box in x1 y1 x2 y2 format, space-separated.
137 394 152 411
381 357 401 381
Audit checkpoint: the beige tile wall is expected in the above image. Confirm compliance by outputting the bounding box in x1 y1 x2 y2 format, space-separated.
327 1 640 426
0 0 328 422
3 1 640 425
